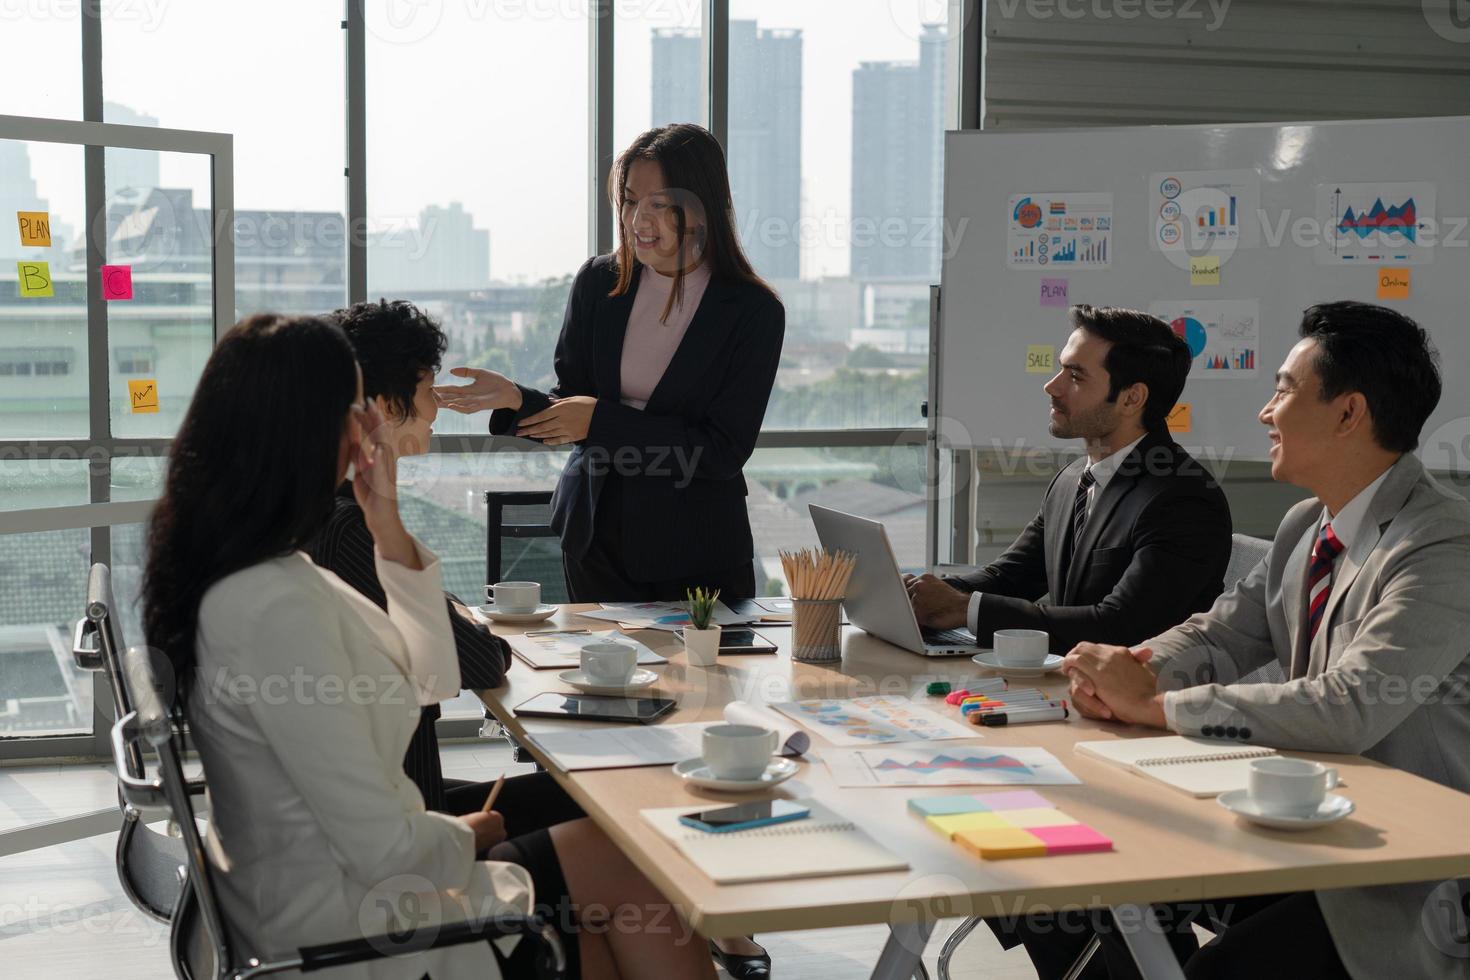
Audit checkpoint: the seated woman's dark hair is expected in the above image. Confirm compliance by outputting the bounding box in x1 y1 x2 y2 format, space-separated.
330 299 447 419
142 313 359 709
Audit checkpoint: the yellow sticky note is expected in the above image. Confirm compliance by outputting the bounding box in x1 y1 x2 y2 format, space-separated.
1025 344 1055 374
17 211 51 247
1377 267 1410 300
1167 403 1192 434
954 827 1048 860
1189 256 1220 286
927 812 1010 839
128 379 159 414
16 261 54 297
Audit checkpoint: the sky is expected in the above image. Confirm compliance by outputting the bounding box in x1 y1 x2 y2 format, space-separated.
1 0 949 283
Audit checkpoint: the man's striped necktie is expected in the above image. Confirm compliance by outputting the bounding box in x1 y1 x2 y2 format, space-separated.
1071 467 1096 549
1306 523 1343 641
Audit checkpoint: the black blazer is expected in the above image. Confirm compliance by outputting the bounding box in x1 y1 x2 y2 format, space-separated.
491 254 785 582
944 431 1232 653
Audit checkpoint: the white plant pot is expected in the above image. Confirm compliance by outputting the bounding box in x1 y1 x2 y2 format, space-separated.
684 626 722 667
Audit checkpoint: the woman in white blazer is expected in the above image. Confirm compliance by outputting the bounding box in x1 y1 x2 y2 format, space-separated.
142 313 715 980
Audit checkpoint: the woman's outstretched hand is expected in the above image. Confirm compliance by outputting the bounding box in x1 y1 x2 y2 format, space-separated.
432 367 523 414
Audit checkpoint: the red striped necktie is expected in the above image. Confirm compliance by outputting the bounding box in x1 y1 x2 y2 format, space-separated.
1306 523 1343 641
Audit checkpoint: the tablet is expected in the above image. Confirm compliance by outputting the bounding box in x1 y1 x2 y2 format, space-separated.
513 692 678 724
673 627 778 654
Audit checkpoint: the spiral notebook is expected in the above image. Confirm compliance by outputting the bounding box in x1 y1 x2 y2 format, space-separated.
1075 736 1281 798
640 799 908 884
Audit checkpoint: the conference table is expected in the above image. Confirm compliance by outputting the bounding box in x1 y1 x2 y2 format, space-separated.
478 604 1470 980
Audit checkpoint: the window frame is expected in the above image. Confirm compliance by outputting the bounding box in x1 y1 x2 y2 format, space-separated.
0 0 978 757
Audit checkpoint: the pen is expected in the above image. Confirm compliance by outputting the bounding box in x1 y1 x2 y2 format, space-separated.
964 698 1068 715
526 628 591 637
974 705 1070 726
481 774 507 813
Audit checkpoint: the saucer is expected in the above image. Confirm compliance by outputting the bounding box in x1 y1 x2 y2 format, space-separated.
477 603 558 624
672 757 799 792
1217 789 1355 830
557 667 659 695
971 651 1064 678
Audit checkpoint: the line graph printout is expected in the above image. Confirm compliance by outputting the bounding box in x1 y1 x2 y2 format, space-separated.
769 696 975 746
825 745 1082 787
1315 181 1436 265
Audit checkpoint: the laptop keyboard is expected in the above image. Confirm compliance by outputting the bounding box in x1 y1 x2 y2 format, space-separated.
922 627 975 646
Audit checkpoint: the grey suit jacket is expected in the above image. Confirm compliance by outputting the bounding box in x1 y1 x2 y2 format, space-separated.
1144 452 1470 980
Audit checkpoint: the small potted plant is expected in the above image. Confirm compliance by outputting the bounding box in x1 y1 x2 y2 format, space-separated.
683 586 722 667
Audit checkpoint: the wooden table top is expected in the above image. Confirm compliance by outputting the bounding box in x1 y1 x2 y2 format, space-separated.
479 605 1470 937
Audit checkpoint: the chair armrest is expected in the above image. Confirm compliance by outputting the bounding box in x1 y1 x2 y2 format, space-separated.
296 913 565 978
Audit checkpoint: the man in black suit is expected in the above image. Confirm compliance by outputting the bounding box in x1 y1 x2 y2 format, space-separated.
906 304 1233 978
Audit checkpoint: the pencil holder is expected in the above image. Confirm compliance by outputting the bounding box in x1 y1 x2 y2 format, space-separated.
791 598 843 662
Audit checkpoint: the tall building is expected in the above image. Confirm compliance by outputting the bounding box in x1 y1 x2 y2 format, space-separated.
0 141 59 263
103 102 161 197
651 22 802 280
369 202 491 292
850 25 949 282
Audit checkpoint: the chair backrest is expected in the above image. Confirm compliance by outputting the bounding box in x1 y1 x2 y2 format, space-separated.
1225 533 1271 593
485 490 568 603
75 563 190 924
1225 533 1285 683
113 645 234 979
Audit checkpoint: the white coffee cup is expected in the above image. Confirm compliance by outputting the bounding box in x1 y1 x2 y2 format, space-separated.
993 628 1049 667
486 581 540 614
580 641 637 687
702 724 779 781
1248 757 1339 816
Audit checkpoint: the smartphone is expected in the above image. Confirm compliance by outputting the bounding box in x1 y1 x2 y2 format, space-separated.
677 800 811 834
673 627 778 654
513 692 677 724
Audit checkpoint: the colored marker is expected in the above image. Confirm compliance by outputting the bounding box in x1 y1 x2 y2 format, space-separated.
960 691 1050 708
944 679 1008 704
964 698 1068 716
975 705 1070 726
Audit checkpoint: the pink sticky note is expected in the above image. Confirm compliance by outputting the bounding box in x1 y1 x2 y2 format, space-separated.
1030 824 1114 855
1040 278 1068 307
971 790 1054 812
102 265 133 300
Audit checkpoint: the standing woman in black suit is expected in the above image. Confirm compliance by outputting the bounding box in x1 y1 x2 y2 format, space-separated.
437 123 785 605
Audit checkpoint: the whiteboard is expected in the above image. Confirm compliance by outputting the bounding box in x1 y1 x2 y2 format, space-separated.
937 117 1470 470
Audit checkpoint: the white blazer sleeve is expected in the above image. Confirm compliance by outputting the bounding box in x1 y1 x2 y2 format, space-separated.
231 586 474 891
375 535 461 705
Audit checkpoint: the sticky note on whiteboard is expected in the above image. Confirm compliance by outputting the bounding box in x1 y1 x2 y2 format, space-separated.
1039 278 1068 307
17 211 51 247
128 379 159 414
1189 256 1220 286
1377 267 1410 300
16 261 54 297
102 265 133 300
1166 403 1192 434
1025 345 1055 374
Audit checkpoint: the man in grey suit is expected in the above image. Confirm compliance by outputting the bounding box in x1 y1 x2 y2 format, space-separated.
1067 300 1470 980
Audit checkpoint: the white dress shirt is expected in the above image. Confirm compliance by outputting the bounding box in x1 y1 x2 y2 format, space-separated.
1317 464 1393 553
966 435 1146 636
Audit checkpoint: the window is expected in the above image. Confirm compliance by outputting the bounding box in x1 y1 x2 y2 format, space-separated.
727 1 951 431
0 6 81 119
103 1 347 318
620 2 703 151
113 346 156 374
365 2 589 436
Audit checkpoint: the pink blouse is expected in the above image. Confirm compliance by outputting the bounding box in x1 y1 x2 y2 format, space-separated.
618 261 713 410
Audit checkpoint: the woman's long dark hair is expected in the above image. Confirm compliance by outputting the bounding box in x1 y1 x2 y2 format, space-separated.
142 313 359 711
609 123 777 321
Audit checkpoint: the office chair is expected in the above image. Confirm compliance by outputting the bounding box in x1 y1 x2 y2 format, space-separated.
72 562 191 923
484 490 567 603
109 644 566 980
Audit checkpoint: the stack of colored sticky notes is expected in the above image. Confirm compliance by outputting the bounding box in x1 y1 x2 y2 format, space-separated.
909 791 1113 859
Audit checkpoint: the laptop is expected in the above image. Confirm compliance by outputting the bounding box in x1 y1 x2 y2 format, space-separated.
808 504 982 657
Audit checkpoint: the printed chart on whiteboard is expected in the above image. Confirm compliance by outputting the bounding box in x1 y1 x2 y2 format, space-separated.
1148 169 1262 254
1315 181 1436 265
1149 299 1261 378
1007 192 1113 269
